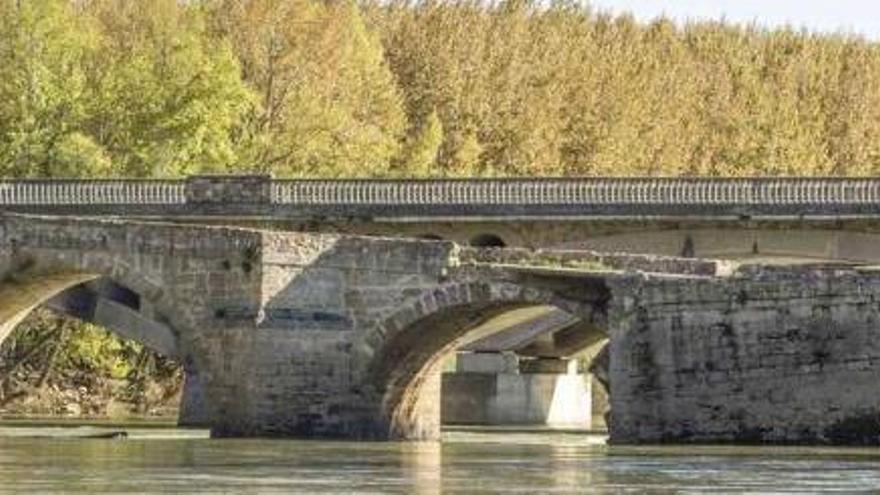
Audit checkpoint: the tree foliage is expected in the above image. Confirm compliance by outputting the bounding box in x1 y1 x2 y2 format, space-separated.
6 1 880 410
4 0 880 178
368 0 880 176
0 0 253 178
209 0 405 176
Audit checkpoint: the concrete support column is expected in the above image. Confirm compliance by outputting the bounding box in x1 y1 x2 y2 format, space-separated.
442 352 592 428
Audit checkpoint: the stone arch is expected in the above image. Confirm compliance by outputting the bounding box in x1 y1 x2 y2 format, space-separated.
44 278 179 359
2 245 183 333
0 238 213 423
0 271 101 346
417 233 444 241
0 266 215 426
469 233 506 248
364 279 604 439
0 259 186 363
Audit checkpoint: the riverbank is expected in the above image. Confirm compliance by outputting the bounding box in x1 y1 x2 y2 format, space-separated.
0 377 181 419
0 310 182 421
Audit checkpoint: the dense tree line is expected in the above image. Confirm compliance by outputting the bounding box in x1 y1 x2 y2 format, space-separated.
3 0 880 415
369 2 880 176
2 0 880 179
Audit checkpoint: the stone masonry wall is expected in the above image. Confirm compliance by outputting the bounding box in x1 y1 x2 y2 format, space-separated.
0 214 266 434
608 267 880 445
12 212 880 443
216 232 458 437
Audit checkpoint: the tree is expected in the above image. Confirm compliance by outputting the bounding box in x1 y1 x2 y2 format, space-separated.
211 0 406 177
398 109 443 176
82 0 254 177
0 0 100 177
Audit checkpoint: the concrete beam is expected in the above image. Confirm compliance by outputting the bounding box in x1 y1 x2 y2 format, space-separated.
460 307 578 353
44 283 179 359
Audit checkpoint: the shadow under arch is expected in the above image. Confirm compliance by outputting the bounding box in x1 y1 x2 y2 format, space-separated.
44 277 179 359
469 234 506 248
0 271 100 346
0 268 182 353
364 279 608 439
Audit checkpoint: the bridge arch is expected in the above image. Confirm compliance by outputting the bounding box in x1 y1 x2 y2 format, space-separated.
43 278 179 359
0 268 180 349
469 233 506 248
0 216 256 428
0 272 101 347
364 279 606 439
0 272 200 421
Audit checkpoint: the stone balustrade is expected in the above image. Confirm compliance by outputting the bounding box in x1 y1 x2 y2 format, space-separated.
270 177 880 206
0 179 184 205
0 175 879 217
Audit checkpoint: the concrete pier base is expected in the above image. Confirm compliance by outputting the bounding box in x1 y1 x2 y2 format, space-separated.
441 352 592 428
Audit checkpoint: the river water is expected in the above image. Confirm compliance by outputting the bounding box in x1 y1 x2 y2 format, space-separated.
2 424 880 493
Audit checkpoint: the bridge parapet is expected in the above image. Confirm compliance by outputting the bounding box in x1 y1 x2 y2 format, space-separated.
458 247 733 277
0 175 880 217
0 178 184 205
270 177 880 207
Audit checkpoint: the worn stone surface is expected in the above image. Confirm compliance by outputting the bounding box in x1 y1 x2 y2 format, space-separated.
3 212 880 444
185 175 272 204
607 266 880 445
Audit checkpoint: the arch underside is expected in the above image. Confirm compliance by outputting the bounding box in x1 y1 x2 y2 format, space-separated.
379 301 527 439
368 281 609 439
0 272 101 346
0 273 179 360
44 279 179 359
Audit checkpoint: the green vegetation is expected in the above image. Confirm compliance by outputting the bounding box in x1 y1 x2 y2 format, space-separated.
2 0 880 179
0 310 180 417
3 0 880 415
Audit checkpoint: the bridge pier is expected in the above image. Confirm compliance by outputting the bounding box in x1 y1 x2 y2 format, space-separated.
607 267 880 445
187 330 431 439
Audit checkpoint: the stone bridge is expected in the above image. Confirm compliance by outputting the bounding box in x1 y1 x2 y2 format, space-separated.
2 211 880 444
4 175 880 261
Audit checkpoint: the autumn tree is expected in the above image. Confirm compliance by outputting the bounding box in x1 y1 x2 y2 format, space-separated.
0 0 101 177
210 0 405 177
81 0 253 177
398 109 443 175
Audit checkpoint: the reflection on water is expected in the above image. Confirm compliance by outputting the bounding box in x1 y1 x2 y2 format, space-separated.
1 424 880 493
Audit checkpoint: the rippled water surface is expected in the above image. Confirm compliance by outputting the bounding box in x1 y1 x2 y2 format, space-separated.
2 424 880 493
